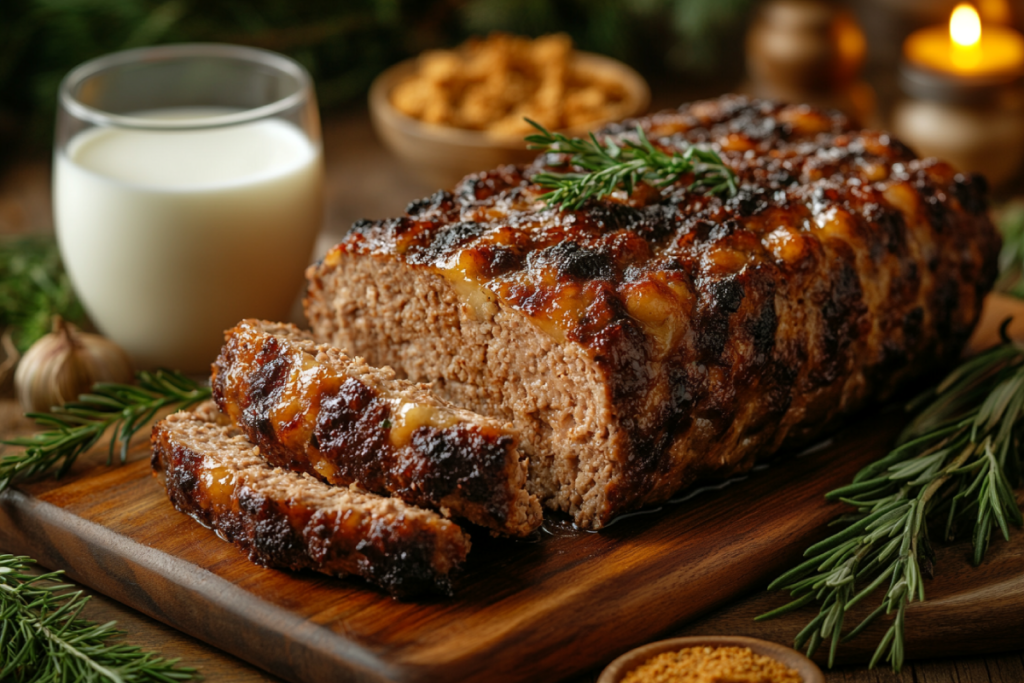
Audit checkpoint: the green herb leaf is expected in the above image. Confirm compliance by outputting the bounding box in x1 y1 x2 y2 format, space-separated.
524 119 738 210
0 553 199 682
0 236 85 353
0 369 211 492
758 331 1024 671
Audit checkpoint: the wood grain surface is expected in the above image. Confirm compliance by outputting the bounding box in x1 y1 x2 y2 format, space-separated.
0 415 894 683
0 294 1022 683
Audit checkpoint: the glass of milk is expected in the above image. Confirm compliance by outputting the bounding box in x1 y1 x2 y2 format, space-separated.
53 44 324 373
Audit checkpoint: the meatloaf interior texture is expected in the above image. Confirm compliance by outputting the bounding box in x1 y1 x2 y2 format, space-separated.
306 95 1001 529
151 402 471 597
211 319 542 537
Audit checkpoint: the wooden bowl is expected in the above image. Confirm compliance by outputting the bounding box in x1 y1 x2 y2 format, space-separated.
597 636 825 683
368 51 650 189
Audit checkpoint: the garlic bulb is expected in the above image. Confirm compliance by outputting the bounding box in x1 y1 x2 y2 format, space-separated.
14 317 134 412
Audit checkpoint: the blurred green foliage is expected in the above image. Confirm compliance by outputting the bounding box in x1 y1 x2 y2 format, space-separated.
997 203 1024 298
0 0 752 147
0 235 85 353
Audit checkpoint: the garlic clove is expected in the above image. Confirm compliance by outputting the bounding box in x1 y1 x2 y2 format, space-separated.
14 317 134 413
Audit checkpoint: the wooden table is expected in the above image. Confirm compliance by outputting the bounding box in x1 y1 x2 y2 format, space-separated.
1 106 1022 683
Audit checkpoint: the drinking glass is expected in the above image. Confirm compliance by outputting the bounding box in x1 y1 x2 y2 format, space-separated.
54 43 323 373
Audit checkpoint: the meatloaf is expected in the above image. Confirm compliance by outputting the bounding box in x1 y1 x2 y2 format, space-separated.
305 95 1001 529
211 319 541 537
151 402 471 596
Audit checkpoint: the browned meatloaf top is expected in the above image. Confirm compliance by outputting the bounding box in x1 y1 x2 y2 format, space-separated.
330 96 997 387
315 95 1000 525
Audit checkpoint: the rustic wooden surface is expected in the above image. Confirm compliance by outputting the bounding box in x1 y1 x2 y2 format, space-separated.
1 383 1021 682
1 106 1022 683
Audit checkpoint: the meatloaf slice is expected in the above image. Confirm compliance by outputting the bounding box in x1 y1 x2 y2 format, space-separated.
211 319 541 537
305 95 1001 529
150 402 471 597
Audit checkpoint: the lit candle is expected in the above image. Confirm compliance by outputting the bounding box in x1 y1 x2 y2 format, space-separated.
903 3 1024 80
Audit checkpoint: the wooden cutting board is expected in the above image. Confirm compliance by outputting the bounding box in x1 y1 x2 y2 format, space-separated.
1 295 1023 683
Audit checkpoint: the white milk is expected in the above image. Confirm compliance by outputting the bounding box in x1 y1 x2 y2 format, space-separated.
54 109 323 372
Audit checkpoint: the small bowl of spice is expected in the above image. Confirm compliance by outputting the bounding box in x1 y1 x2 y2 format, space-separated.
597 636 824 683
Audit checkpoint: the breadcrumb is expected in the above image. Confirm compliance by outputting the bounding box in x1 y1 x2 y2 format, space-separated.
621 645 802 683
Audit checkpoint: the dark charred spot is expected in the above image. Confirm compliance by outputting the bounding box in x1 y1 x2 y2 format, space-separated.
723 102 791 141
409 221 486 264
953 173 988 215
923 192 953 234
696 275 746 363
314 378 391 490
811 244 865 385
241 337 290 441
578 202 647 233
380 217 412 236
710 276 746 313
350 218 375 235
889 257 920 303
529 241 615 281
407 427 513 520
886 136 917 160
353 525 457 598
746 295 778 362
864 204 907 260
727 189 770 217
690 220 717 242
238 493 307 568
406 190 455 217
706 220 740 243
479 245 521 277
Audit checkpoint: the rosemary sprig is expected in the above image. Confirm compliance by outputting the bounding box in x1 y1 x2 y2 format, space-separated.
758 328 1024 671
0 553 198 682
524 119 738 210
0 370 211 492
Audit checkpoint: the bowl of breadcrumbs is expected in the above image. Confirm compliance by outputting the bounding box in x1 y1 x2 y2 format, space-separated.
369 32 649 188
597 636 824 683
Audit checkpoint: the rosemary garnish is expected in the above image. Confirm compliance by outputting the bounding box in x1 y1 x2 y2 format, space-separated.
0 553 198 682
524 119 738 210
758 326 1024 671
0 370 211 492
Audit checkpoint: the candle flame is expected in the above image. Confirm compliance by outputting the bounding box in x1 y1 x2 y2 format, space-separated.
950 4 982 47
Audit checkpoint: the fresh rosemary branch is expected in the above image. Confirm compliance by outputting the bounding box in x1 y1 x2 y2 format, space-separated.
0 553 198 682
524 119 739 210
758 327 1024 671
0 370 211 492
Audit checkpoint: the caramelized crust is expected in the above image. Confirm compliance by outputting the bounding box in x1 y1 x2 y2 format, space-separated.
211 320 541 537
150 402 471 597
307 96 1000 528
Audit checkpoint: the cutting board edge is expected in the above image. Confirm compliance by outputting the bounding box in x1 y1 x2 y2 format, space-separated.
0 487 407 683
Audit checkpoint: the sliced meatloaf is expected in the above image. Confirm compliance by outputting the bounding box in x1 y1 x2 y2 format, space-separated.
211 319 541 537
305 95 1001 529
151 402 471 597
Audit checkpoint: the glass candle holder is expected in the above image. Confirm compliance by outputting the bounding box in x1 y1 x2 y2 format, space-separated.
892 62 1024 188
54 43 324 373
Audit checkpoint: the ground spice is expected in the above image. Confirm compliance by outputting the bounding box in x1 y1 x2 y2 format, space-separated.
621 645 802 683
